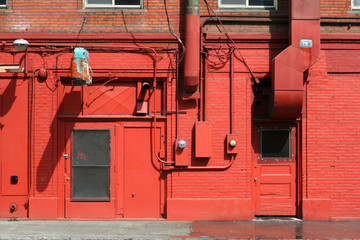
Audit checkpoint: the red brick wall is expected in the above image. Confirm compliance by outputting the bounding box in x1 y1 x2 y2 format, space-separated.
1 0 360 220
1 0 359 34
302 48 360 220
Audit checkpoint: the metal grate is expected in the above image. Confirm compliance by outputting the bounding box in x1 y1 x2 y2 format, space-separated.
71 129 110 201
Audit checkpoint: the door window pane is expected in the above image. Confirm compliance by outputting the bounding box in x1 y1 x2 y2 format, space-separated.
72 167 110 199
71 129 110 201
261 129 290 158
354 0 360 6
72 129 110 166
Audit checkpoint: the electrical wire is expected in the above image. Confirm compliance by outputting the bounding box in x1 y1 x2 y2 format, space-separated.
75 17 87 48
203 0 258 83
163 0 186 62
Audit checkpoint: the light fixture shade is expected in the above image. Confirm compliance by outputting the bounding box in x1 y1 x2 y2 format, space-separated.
13 39 29 51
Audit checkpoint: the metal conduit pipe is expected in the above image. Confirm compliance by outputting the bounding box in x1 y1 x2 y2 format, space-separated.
183 0 200 93
150 49 175 167
230 49 234 134
163 154 235 171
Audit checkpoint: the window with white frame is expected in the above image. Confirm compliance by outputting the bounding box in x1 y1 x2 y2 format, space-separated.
219 0 275 8
86 0 141 8
0 0 7 8
353 0 360 9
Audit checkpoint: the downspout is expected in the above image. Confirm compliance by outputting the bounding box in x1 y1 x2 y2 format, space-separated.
271 0 320 118
183 0 200 93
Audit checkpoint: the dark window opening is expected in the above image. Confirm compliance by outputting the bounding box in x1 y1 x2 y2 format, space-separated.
249 0 273 6
71 129 110 201
220 0 275 7
261 129 290 158
221 0 246 4
115 0 140 5
86 0 141 7
0 0 6 6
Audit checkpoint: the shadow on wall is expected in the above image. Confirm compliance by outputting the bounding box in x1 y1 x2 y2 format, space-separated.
0 54 28 122
36 90 81 193
1 79 18 123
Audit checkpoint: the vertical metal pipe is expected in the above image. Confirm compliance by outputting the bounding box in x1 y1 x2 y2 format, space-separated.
200 54 204 122
204 57 208 121
176 52 179 138
230 50 234 134
183 0 200 93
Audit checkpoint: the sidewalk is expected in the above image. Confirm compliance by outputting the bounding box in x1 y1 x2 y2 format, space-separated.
0 218 360 239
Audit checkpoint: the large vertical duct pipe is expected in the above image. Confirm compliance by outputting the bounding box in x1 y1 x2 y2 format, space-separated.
183 0 200 93
271 0 320 118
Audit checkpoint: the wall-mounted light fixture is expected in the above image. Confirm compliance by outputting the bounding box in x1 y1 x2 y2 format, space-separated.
142 82 151 91
12 39 29 52
177 139 187 149
229 139 237 147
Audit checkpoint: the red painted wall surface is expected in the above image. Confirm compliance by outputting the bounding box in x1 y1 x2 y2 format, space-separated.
0 0 360 220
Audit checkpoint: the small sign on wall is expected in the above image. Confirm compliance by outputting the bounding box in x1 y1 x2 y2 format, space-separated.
300 39 313 48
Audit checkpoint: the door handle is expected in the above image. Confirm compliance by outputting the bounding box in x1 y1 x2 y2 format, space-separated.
132 193 135 197
66 177 70 181
254 177 258 182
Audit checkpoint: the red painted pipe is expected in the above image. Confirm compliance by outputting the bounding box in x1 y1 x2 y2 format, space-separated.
183 0 200 93
230 49 234 134
163 154 235 171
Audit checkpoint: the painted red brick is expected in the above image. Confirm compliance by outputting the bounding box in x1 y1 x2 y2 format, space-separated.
0 0 359 220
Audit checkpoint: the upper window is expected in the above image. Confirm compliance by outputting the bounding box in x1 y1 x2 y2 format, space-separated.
219 0 275 8
353 0 360 9
86 0 141 8
0 0 7 8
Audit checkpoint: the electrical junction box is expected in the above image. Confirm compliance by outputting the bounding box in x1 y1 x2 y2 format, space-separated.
174 139 189 166
195 121 212 158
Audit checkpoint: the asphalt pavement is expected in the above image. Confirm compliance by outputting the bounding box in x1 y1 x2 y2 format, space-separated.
0 218 360 239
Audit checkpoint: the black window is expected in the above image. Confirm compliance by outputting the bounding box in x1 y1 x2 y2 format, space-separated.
0 0 6 6
71 129 111 201
261 129 290 158
249 0 274 6
86 0 141 8
220 0 275 8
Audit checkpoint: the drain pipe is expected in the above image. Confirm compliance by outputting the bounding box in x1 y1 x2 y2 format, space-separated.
271 0 320 118
183 0 200 93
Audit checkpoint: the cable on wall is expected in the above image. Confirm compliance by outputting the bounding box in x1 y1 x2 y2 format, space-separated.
203 0 259 84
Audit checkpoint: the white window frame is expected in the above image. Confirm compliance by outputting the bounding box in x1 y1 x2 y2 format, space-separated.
0 0 7 8
352 0 360 9
219 0 276 9
85 0 142 9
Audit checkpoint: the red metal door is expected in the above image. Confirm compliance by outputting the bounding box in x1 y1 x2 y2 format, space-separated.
123 127 161 218
64 122 116 219
254 126 297 216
